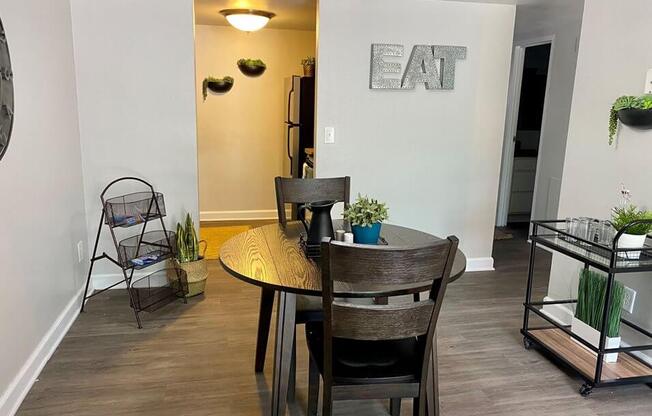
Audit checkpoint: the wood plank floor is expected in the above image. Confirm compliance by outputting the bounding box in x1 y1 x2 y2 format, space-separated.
18 233 652 415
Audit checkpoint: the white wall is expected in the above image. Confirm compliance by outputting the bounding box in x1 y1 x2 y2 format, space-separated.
70 0 199 283
0 1 87 414
195 25 315 220
547 0 652 362
315 0 515 265
513 0 584 222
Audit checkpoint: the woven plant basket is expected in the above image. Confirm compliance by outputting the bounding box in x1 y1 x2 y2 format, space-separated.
172 240 208 297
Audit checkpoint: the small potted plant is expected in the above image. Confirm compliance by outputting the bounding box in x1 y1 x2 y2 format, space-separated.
343 194 388 244
608 94 652 144
301 56 315 77
611 204 652 259
571 269 625 363
237 58 267 77
173 213 208 297
202 76 234 100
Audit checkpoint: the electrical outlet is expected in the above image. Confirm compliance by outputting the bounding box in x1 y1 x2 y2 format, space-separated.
646 69 652 94
77 241 84 263
622 286 636 314
324 127 335 144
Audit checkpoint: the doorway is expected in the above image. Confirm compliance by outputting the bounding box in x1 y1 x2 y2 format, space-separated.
496 39 553 238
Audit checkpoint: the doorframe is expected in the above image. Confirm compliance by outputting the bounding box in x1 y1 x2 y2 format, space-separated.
496 35 555 227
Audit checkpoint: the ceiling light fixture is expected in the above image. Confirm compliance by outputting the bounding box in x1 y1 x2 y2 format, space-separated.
219 9 275 32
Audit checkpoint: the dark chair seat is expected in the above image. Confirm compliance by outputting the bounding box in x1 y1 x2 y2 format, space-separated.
306 322 421 384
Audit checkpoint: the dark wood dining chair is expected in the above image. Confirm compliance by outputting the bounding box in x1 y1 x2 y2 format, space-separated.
306 236 458 416
254 176 351 377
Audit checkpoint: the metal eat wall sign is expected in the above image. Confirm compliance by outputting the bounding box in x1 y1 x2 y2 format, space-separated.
370 44 467 90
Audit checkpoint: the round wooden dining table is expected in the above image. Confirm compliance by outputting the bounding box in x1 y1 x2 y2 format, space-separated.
220 220 467 416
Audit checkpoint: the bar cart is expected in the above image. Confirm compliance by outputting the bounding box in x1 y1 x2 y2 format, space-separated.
80 177 188 328
521 219 652 396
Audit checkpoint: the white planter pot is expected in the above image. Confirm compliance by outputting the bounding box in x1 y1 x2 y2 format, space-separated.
617 233 647 260
571 317 620 363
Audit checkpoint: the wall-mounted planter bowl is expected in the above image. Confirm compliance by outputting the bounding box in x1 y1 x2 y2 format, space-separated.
207 79 234 94
617 108 652 129
238 62 266 77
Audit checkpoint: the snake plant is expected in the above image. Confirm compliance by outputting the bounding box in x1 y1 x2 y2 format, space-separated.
176 213 199 263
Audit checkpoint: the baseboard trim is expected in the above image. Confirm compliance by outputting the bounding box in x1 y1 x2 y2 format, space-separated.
0 287 84 416
200 209 283 222
465 257 494 272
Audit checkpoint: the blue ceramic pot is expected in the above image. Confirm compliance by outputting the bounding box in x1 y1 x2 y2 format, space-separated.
351 223 382 244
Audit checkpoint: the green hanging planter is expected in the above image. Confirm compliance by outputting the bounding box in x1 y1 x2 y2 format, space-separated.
202 76 234 100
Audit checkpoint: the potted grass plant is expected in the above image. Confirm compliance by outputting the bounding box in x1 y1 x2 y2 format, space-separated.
173 213 208 297
571 269 625 363
608 94 652 145
343 194 388 244
611 204 652 259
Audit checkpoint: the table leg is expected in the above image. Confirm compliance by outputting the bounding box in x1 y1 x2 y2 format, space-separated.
427 329 440 416
271 292 297 416
256 288 275 373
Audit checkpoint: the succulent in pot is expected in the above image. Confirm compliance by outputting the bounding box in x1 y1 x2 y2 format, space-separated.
202 76 234 100
301 56 315 77
608 94 652 145
343 194 389 244
237 58 267 76
173 213 208 297
611 204 652 259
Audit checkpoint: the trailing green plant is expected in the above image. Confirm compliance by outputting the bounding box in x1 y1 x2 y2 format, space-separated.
608 94 652 145
343 194 389 227
202 76 234 101
611 204 652 235
176 213 200 263
575 269 625 338
301 56 315 66
237 58 266 68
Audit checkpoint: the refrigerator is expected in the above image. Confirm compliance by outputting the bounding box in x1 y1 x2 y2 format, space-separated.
284 76 315 179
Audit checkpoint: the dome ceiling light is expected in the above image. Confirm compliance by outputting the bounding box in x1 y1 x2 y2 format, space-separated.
219 9 275 32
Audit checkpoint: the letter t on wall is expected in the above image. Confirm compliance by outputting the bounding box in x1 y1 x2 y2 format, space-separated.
370 44 404 89
433 46 467 90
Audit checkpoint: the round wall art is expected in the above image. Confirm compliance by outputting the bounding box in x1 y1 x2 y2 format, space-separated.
0 18 14 162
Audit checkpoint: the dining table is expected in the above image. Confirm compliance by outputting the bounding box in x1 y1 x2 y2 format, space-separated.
220 220 467 416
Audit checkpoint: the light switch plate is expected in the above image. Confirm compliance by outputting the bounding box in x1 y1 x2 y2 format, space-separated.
324 127 335 144
77 241 84 263
645 69 652 94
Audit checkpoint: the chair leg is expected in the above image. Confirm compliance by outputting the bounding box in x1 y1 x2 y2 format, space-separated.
308 355 319 416
255 287 275 372
322 386 333 416
413 397 420 416
390 398 401 416
288 335 296 402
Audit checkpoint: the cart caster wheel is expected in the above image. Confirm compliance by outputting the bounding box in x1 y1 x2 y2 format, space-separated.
579 384 593 397
523 337 533 350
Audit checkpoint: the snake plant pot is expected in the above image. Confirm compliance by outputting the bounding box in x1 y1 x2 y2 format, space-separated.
617 108 652 129
617 233 647 260
351 223 382 244
571 317 620 363
173 258 208 297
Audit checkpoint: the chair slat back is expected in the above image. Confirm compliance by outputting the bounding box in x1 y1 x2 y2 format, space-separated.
328 242 449 285
331 300 435 340
321 237 458 341
275 176 350 225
